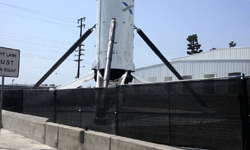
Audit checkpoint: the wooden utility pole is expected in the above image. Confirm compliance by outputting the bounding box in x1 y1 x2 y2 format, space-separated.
75 17 86 78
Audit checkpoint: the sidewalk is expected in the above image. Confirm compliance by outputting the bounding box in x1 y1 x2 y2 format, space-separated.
0 129 57 150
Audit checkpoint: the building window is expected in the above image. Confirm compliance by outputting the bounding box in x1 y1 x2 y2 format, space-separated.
204 74 216 79
228 72 241 77
148 77 157 82
182 75 192 80
164 76 172 82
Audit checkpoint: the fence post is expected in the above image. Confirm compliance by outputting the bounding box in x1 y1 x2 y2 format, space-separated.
167 83 172 145
116 87 120 136
54 89 57 123
238 75 249 150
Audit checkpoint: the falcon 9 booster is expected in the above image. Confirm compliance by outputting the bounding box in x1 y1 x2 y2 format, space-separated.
92 0 135 86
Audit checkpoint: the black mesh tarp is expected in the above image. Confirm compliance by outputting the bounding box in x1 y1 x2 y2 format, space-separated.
23 89 55 121
3 77 249 150
2 89 23 113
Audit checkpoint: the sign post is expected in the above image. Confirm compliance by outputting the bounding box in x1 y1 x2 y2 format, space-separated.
0 47 20 130
0 76 4 127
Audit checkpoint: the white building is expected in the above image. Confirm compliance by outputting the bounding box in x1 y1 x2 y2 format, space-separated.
134 47 250 83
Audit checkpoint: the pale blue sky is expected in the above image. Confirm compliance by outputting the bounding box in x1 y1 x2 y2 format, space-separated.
0 0 249 85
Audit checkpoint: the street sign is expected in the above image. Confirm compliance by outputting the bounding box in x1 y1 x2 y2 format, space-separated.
0 47 20 77
0 47 20 130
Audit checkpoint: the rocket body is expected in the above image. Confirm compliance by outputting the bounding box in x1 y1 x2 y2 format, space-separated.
92 0 135 81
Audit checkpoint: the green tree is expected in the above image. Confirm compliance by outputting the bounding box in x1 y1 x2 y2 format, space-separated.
229 41 236 48
186 34 203 55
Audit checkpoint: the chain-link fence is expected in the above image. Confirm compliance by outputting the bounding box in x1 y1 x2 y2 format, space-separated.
3 77 249 150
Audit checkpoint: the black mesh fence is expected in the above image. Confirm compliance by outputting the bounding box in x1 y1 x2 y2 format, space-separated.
23 89 55 121
2 77 250 150
2 89 23 113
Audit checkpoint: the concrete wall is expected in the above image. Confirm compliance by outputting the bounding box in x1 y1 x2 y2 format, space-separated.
2 110 182 150
111 136 181 150
2 110 48 143
46 123 181 150
45 122 114 150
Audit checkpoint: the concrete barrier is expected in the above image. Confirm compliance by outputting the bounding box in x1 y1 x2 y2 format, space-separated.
111 136 181 150
57 124 84 150
45 122 181 150
45 122 113 150
82 130 114 150
2 110 48 143
45 122 59 148
2 110 182 150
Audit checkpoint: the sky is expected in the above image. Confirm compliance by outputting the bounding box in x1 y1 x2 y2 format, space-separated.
0 0 249 86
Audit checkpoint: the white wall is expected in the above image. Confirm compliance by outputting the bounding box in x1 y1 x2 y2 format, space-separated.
134 60 250 83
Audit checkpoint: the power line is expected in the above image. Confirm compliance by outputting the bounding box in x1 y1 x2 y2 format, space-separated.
23 66 79 69
0 2 76 23
0 38 95 61
0 31 73 45
0 42 94 64
0 2 93 27
0 37 69 52
0 36 172 67
0 31 96 55
0 11 76 28
0 2 184 68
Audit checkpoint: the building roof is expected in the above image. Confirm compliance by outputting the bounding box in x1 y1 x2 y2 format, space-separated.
136 47 250 70
171 47 250 61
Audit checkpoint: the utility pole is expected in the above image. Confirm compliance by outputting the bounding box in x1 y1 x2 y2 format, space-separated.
75 17 86 78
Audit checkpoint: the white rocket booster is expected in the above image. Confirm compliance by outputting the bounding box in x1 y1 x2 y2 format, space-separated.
92 0 135 84
55 0 136 89
52 0 195 90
